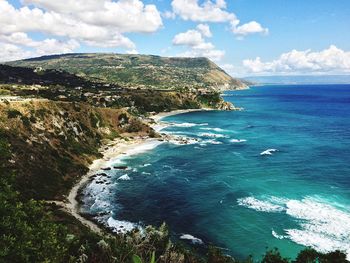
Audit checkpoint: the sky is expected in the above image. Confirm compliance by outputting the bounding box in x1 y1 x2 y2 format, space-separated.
1 0 350 77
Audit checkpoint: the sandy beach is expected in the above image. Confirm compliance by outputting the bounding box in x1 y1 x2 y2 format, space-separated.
150 108 212 122
56 108 206 234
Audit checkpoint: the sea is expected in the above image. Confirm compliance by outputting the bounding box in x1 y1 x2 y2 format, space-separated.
81 84 350 260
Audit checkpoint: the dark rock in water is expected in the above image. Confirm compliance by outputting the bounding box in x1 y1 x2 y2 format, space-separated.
97 211 109 216
98 173 108 177
114 166 128 170
102 167 111 170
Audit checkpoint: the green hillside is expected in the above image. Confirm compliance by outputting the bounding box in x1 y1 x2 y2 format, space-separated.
8 53 247 90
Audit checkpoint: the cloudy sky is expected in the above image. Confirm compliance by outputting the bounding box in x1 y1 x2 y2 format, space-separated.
1 0 350 76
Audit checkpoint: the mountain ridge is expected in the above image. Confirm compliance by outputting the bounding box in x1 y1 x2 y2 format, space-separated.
7 53 247 91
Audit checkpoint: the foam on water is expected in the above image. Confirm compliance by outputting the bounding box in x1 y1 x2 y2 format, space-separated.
285 197 350 258
230 139 247 143
260 149 278 155
172 122 208 127
167 135 200 145
107 216 138 233
180 234 204 245
237 196 350 259
199 132 228 138
200 127 227 132
200 139 223 145
90 199 111 211
237 196 285 212
272 230 286 240
117 174 131 181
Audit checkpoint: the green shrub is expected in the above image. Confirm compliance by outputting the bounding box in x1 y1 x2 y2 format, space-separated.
106 130 119 140
7 109 22 119
0 173 70 263
90 112 100 128
293 248 348 263
20 116 31 127
262 248 289 263
0 133 11 164
126 118 143 133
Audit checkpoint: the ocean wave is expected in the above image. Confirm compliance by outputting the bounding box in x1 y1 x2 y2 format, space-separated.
237 196 285 212
117 174 131 181
200 127 227 132
90 198 111 211
199 132 228 138
272 230 287 240
200 139 223 145
172 122 208 128
230 139 247 143
107 216 138 233
285 197 350 257
168 135 200 145
180 234 204 245
237 195 350 259
260 149 278 155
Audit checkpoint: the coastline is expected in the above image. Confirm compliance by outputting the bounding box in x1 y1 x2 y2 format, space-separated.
150 108 213 122
58 108 208 234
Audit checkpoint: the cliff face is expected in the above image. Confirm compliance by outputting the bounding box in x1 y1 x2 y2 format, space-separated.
0 100 152 200
7 53 247 90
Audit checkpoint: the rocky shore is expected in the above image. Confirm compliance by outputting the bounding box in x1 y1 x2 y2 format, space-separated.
56 108 209 234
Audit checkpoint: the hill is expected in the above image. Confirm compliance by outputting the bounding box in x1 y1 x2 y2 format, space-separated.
7 53 247 90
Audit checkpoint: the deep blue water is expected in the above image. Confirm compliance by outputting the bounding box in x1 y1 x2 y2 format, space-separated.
82 85 350 260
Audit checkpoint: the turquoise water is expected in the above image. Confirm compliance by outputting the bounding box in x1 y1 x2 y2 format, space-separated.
82 85 350 260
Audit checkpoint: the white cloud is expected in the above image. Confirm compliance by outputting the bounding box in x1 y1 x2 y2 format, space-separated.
0 42 33 62
171 0 236 22
0 32 80 62
193 42 215 50
178 49 225 62
243 45 350 74
170 0 268 38
22 0 163 33
163 10 176 19
0 32 80 52
83 33 135 49
172 24 224 62
232 21 268 37
197 24 212 38
173 29 204 46
34 39 80 56
126 49 139 54
0 0 164 61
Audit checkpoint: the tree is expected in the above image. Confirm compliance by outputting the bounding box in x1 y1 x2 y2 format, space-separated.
262 248 289 263
0 172 69 262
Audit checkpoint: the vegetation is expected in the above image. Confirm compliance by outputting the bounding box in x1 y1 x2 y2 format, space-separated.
0 65 236 112
6 53 247 90
0 101 153 200
0 54 348 262
260 248 349 263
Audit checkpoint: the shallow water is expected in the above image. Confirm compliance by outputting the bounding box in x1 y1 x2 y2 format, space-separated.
82 85 350 260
